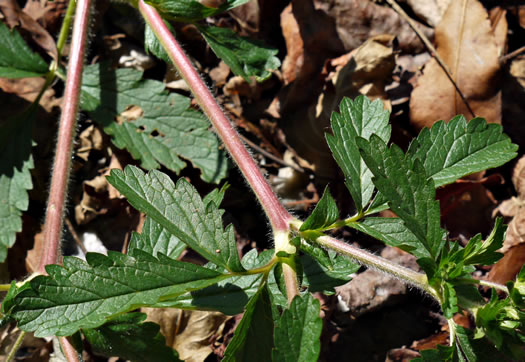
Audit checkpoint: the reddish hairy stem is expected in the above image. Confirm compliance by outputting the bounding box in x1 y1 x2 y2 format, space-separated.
39 0 91 274
59 337 81 362
138 0 293 232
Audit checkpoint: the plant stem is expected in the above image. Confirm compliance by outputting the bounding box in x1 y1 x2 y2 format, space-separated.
39 0 91 274
56 0 77 58
478 279 509 294
5 331 26 362
59 337 81 362
138 0 293 233
315 235 438 299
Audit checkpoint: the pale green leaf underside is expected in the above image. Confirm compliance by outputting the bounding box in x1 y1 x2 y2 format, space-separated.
128 216 186 260
0 109 35 262
199 25 280 82
10 252 226 337
273 293 322 362
107 166 245 272
408 116 518 187
144 22 173 64
350 218 430 258
80 64 228 184
326 96 391 212
0 22 48 78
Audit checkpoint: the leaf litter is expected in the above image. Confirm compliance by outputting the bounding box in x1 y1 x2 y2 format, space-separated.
3 0 525 360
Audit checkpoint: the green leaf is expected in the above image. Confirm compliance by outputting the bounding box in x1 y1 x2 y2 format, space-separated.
300 186 339 231
273 293 322 362
202 182 229 208
407 116 518 188
82 313 181 362
145 0 252 22
144 22 174 63
198 25 280 82
463 218 504 266
0 107 35 262
301 251 359 294
223 284 274 362
153 249 286 315
442 282 459 319
80 63 228 183
508 265 525 309
9 251 228 337
107 166 244 272
326 96 391 212
350 217 430 258
128 216 186 260
0 22 48 78
357 135 444 259
413 344 455 361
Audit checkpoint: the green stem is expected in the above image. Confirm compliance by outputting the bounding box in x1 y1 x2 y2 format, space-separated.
0 283 11 291
56 0 77 58
315 235 439 299
5 331 26 362
478 279 509 294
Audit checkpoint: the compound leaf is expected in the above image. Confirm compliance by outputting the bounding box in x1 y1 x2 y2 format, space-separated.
407 116 517 188
107 166 244 272
0 22 48 78
81 63 227 184
9 251 227 337
82 312 181 362
273 293 322 362
223 284 274 362
463 218 504 266
300 186 339 232
326 96 391 212
128 216 186 260
199 25 280 82
0 107 35 262
358 135 444 259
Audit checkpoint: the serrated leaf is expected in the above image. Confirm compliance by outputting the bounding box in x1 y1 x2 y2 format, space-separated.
463 218 504 266
144 22 174 63
107 166 244 272
153 249 286 315
202 182 229 208
146 0 251 23
198 25 280 82
326 96 391 212
0 22 48 78
273 293 322 362
442 282 459 319
82 313 181 362
223 284 273 362
300 186 339 231
358 135 444 259
407 116 518 188
350 217 430 258
508 265 525 309
0 108 35 262
9 251 228 337
128 216 186 260
80 63 228 183
301 251 359 294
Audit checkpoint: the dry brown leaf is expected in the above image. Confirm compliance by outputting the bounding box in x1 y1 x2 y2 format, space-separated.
0 0 57 60
142 308 230 362
23 0 68 35
493 155 525 252
406 0 452 27
76 125 104 162
488 243 525 285
282 35 395 179
409 0 506 130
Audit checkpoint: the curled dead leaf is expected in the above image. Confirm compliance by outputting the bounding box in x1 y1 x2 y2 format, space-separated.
410 0 506 129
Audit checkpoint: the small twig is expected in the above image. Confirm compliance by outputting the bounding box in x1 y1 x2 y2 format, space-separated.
500 45 525 64
384 0 476 118
64 217 87 254
5 331 26 362
238 133 305 173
